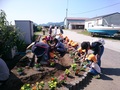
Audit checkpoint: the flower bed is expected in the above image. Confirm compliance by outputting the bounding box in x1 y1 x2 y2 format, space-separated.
1 52 90 90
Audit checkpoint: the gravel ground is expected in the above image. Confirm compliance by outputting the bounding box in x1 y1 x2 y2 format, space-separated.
63 30 120 90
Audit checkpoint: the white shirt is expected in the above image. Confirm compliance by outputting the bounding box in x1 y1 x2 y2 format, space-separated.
0 58 10 81
91 62 101 73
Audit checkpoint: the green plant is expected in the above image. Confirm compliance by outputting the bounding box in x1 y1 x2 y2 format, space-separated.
71 63 77 71
58 74 67 84
21 83 31 90
65 69 71 75
48 77 58 90
49 60 55 66
0 10 26 59
17 68 23 72
73 56 79 62
34 63 41 68
35 81 45 90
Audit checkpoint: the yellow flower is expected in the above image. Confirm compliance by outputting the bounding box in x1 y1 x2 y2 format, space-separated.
21 86 24 90
26 84 30 87
36 82 39 85
40 81 44 84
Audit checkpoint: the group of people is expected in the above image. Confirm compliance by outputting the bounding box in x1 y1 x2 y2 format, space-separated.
26 25 105 78
80 38 105 78
0 27 105 86
26 25 66 67
63 35 105 78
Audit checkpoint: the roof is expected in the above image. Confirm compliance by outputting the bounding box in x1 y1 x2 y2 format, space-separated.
66 17 89 20
86 12 120 21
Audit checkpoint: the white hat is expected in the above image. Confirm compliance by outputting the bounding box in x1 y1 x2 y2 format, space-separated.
91 38 105 45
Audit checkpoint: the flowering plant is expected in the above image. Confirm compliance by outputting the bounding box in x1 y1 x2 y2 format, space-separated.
21 83 31 90
58 74 67 84
71 63 77 71
48 77 58 90
49 59 55 66
73 56 79 63
32 81 45 90
65 69 71 75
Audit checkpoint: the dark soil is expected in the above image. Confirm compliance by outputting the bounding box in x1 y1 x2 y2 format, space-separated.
0 53 86 90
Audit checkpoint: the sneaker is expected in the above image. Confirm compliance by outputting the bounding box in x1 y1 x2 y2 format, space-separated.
93 74 101 79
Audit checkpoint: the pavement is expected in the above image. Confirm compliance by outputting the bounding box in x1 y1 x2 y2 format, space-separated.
63 30 120 53
63 30 120 90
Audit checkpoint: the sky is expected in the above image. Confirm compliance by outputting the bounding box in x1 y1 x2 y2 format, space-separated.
1 0 120 24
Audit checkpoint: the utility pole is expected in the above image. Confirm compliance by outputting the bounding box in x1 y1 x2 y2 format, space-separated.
65 0 69 29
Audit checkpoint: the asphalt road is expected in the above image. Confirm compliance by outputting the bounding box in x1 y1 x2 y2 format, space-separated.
63 30 120 90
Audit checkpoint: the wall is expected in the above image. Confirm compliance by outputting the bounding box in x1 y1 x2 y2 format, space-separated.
15 20 34 44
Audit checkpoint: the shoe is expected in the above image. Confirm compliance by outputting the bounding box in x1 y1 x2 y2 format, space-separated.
93 74 101 79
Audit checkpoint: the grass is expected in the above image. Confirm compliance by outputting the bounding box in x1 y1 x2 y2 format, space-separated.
74 29 120 40
78 30 91 36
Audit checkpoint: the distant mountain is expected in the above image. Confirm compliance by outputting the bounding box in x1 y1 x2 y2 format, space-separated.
39 22 64 26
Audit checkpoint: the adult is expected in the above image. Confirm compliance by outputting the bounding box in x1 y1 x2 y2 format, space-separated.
53 25 58 37
48 25 53 36
53 38 67 57
59 26 64 34
31 41 50 64
0 58 10 85
81 38 105 67
90 38 105 67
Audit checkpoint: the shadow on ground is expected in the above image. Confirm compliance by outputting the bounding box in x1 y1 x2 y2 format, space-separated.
99 67 120 81
0 72 23 90
102 67 120 76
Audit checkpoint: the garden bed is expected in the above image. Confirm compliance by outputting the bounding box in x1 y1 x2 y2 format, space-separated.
0 53 89 90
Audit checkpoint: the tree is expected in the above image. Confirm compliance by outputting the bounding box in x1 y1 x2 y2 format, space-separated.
0 10 26 59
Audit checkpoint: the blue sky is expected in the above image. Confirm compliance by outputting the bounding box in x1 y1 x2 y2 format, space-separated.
1 0 120 24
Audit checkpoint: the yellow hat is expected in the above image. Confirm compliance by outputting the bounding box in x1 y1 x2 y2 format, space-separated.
77 47 86 53
87 54 97 63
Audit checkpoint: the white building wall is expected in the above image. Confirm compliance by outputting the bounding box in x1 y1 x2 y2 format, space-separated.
15 20 34 44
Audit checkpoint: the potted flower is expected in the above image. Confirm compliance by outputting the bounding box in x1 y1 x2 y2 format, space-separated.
21 83 31 90
34 63 41 71
17 67 24 75
65 69 71 76
58 74 67 85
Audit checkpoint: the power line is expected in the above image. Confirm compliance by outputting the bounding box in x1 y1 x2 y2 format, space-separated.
70 2 120 15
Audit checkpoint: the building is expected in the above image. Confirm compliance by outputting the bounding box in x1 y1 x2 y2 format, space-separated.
85 12 120 29
15 20 34 44
64 17 88 29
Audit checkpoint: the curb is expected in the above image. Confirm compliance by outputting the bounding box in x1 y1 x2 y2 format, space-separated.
57 72 92 90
